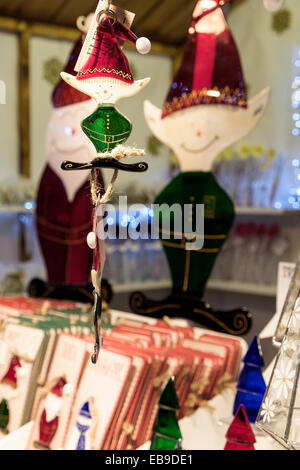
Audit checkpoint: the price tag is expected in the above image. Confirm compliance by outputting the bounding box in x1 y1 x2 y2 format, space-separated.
276 262 296 315
75 0 135 73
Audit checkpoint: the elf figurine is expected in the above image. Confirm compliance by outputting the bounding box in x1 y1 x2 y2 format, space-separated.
60 14 151 148
29 27 107 304
60 2 151 364
0 355 22 435
130 0 270 335
34 377 67 450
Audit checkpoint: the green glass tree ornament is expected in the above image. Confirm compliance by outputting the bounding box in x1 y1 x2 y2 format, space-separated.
150 378 182 450
0 399 9 433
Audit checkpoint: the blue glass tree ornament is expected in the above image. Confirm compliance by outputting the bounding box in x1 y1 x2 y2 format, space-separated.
233 335 266 422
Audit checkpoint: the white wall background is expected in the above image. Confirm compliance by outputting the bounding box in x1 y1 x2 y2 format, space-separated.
0 31 19 181
228 0 300 156
30 36 74 183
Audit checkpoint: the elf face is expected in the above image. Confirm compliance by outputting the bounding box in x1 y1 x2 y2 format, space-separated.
46 99 96 202
61 73 150 106
144 87 270 172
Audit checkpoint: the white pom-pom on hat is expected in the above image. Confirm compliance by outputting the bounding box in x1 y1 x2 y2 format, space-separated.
136 37 151 55
76 13 94 34
63 384 73 396
87 232 97 250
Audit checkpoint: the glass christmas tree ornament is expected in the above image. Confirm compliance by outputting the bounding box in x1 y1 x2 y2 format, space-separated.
273 260 300 348
225 404 256 450
256 294 300 449
233 335 266 423
150 378 183 451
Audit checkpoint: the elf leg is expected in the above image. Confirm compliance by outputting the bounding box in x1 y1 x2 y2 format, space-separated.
130 172 252 335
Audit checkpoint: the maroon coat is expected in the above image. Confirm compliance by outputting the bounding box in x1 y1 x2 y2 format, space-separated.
36 165 104 285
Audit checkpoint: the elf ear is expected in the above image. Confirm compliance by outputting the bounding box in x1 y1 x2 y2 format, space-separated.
118 77 151 101
248 86 271 121
232 86 271 141
144 100 167 145
60 72 89 96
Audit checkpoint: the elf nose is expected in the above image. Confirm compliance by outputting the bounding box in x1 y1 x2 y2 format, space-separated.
65 127 76 136
196 131 202 137
104 90 108 94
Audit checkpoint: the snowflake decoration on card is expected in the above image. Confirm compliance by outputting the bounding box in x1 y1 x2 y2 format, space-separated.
260 398 276 424
43 57 64 86
273 360 295 399
271 9 291 34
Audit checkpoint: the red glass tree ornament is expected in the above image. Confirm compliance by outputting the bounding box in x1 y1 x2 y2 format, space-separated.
224 404 256 450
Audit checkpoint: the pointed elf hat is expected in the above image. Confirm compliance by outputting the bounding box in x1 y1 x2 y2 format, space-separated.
1 356 22 389
77 15 151 84
80 401 92 419
162 0 247 118
50 377 67 397
52 38 91 108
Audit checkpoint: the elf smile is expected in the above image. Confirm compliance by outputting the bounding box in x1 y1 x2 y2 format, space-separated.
181 135 219 153
97 89 113 101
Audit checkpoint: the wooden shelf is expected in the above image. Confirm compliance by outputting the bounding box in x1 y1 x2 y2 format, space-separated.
206 279 277 297
114 280 171 293
0 204 35 214
0 204 297 217
113 279 276 297
235 207 299 216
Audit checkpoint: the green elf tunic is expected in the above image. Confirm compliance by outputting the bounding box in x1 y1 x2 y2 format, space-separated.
81 104 132 153
155 171 235 298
